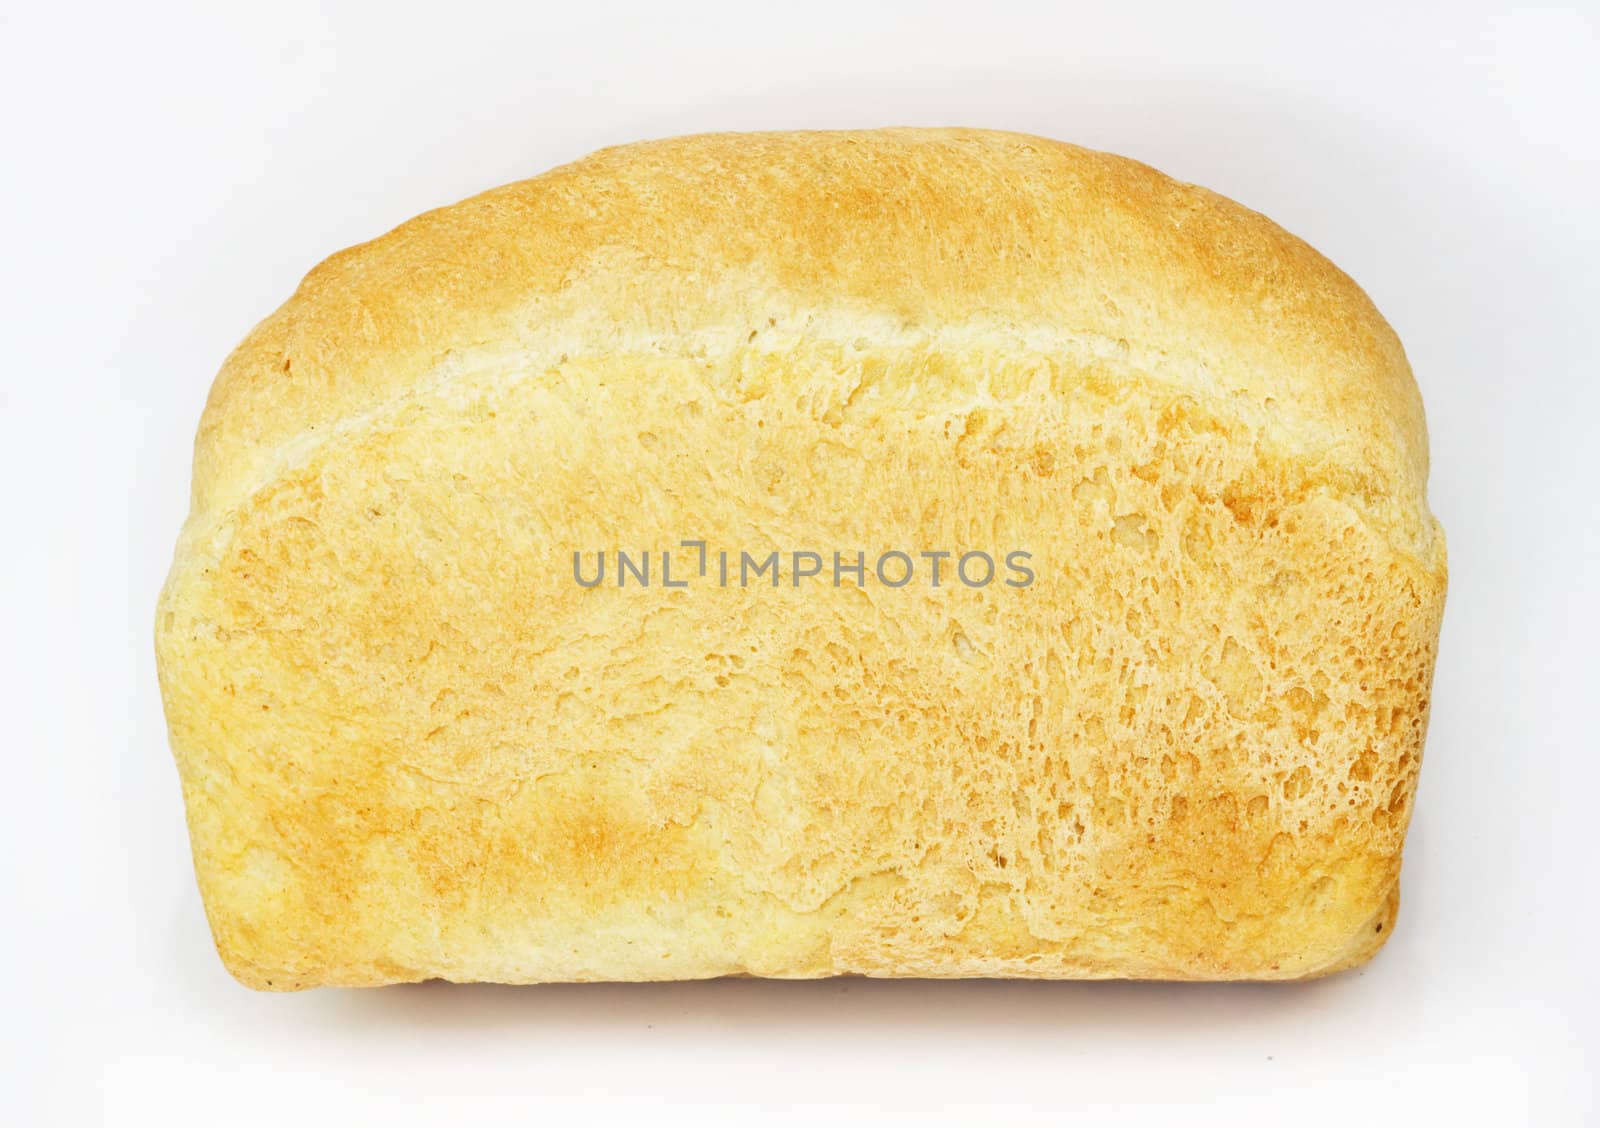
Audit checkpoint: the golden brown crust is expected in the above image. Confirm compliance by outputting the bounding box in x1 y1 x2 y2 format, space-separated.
157 129 1445 989
190 130 1432 533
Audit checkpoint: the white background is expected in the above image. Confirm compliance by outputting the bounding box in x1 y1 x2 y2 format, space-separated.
3 1 1595 1123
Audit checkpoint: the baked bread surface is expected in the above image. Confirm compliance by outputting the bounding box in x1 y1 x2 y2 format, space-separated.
156 128 1446 989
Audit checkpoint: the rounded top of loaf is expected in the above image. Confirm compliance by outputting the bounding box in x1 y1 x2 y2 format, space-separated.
191 127 1433 544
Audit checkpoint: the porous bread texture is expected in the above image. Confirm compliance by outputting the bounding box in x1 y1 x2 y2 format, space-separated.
156 129 1446 989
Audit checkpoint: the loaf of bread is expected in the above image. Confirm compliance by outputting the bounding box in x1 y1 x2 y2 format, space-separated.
156 128 1446 989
